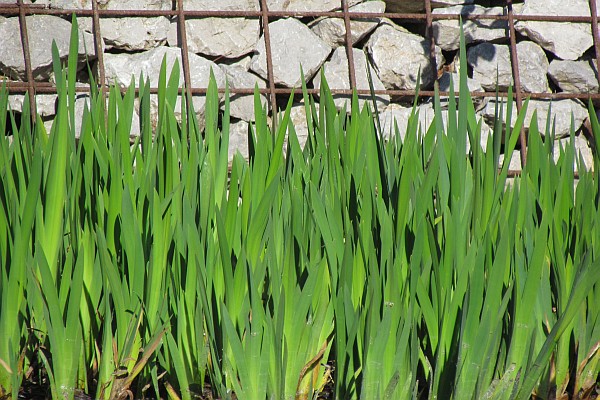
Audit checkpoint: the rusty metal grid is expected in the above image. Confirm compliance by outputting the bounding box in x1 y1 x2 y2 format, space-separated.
1 0 600 169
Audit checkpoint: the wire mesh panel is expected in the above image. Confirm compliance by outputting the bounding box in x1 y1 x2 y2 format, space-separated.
1 0 599 170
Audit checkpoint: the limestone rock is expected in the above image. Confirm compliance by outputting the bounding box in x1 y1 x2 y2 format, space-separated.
79 17 169 51
286 103 313 149
267 0 361 12
229 120 251 161
34 0 170 9
42 94 140 139
548 60 599 93
167 17 259 59
385 0 473 13
467 41 548 93
498 151 522 171
438 71 486 109
221 61 268 121
104 46 226 127
8 94 57 117
438 71 483 93
379 102 490 150
251 18 331 88
554 134 594 171
432 5 506 51
480 99 588 138
515 0 594 60
313 46 389 111
468 43 511 91
182 0 258 10
309 1 385 48
0 15 96 81
366 22 443 90
515 41 549 93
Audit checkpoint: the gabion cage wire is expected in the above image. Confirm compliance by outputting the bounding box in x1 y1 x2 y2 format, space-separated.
1 0 600 170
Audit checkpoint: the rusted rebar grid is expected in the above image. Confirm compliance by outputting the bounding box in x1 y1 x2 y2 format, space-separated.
0 0 598 152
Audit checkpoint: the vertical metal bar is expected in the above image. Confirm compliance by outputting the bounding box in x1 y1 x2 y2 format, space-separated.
91 0 106 100
259 0 277 131
506 0 527 167
341 0 357 92
588 0 600 92
176 0 193 102
17 0 37 121
424 0 439 86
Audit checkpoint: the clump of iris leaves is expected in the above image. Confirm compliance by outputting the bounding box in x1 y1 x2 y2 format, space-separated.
0 15 599 400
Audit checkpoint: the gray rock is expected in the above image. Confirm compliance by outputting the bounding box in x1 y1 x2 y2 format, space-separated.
438 71 483 93
167 0 259 58
8 94 57 117
366 22 443 90
104 46 226 128
79 17 170 51
516 41 549 93
267 0 361 12
221 62 268 121
228 120 251 161
167 17 259 59
554 134 594 171
251 18 331 88
432 5 507 51
480 99 588 138
498 151 522 171
34 0 170 9
182 0 258 10
0 15 96 81
43 94 140 139
438 71 486 109
379 102 491 150
548 60 599 93
467 41 548 93
515 0 594 60
385 0 473 13
313 46 389 111
286 103 313 149
309 1 385 48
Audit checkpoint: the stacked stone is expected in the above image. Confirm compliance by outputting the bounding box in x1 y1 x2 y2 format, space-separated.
0 0 596 170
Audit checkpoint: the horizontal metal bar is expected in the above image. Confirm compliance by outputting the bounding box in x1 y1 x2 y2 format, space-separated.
3 81 599 101
0 5 599 24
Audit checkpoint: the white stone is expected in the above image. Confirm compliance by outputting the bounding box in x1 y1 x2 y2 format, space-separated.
548 60 599 93
366 22 443 90
42 94 140 139
79 17 170 51
498 150 522 171
480 99 588 138
182 0 258 10
554 135 594 171
432 5 507 51
467 41 548 93
251 18 332 88
8 94 57 117
385 0 473 13
379 102 491 150
221 62 267 121
228 120 251 161
313 46 389 111
309 1 385 48
104 46 226 128
167 17 259 59
515 0 594 60
267 0 361 12
0 15 96 81
35 0 171 9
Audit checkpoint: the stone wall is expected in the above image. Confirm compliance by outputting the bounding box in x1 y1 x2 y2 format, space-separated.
0 0 597 170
